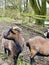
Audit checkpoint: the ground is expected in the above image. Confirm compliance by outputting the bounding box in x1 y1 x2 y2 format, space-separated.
0 21 49 65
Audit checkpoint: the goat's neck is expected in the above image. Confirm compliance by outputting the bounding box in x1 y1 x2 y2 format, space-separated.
13 34 24 49
13 39 19 45
14 34 23 44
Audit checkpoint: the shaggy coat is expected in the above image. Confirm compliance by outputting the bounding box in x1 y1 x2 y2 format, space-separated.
3 26 25 65
2 38 19 57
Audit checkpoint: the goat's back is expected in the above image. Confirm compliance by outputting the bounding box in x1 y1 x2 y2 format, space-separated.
26 36 49 55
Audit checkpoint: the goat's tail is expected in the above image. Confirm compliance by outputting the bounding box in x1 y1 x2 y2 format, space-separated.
26 42 30 49
26 42 29 47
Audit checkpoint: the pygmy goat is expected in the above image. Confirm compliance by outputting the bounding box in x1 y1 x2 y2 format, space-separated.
3 26 25 65
2 37 20 57
26 36 49 65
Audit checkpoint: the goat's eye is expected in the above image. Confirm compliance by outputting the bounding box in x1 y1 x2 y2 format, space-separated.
11 30 15 34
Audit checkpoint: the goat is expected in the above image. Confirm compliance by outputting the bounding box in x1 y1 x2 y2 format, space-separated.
26 36 49 65
3 26 25 65
2 37 20 58
2 38 11 56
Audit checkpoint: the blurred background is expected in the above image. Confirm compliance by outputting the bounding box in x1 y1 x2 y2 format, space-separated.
0 0 49 26
0 0 49 65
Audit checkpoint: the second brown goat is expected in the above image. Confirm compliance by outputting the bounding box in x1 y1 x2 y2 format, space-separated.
26 36 49 65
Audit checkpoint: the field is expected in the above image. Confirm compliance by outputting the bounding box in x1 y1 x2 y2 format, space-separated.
0 17 49 65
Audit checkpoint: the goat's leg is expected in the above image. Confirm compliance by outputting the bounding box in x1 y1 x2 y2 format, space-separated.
4 48 7 54
30 49 37 65
30 57 35 65
13 55 19 65
8 49 11 56
13 56 17 65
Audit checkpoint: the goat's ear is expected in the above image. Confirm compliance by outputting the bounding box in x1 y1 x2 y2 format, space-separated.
11 30 16 34
14 28 22 33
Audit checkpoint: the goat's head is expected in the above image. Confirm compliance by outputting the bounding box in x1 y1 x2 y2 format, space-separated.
4 26 22 40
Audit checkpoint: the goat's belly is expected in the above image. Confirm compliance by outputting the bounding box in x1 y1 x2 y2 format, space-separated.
39 47 49 55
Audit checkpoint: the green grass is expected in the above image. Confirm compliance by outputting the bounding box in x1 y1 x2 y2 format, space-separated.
0 17 15 22
18 58 30 65
0 52 8 59
0 53 30 65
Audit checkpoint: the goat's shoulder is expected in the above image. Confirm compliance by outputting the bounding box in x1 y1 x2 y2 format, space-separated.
26 36 46 45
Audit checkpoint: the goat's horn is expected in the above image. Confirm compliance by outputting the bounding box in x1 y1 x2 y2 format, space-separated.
13 26 22 32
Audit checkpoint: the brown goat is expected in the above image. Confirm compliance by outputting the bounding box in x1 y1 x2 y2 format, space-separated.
26 36 49 65
1 31 14 56
2 38 18 57
3 26 25 65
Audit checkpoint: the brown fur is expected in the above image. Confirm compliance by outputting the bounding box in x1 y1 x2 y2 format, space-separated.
3 26 25 65
2 38 18 57
26 36 49 58
2 28 24 57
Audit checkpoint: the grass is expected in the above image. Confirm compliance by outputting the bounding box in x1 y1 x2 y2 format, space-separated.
0 17 15 22
18 58 30 65
0 52 8 58
0 53 30 65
